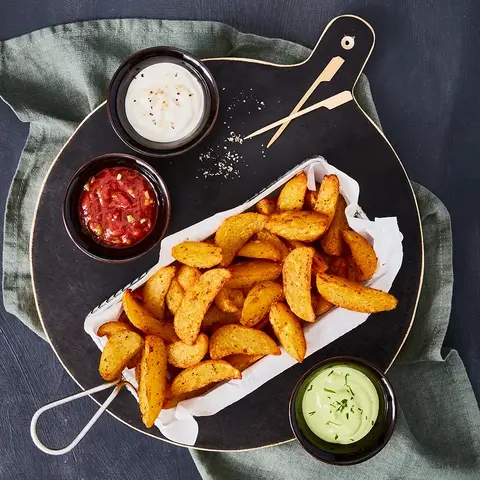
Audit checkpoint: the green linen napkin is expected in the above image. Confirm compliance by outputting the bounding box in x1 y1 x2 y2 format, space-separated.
1 19 479 478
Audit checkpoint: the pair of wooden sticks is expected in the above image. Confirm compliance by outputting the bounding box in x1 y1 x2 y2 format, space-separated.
245 56 352 144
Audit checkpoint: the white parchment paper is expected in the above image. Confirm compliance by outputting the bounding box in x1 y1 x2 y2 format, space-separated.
84 157 403 446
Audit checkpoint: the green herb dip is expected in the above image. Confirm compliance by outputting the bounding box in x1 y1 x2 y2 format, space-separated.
302 365 379 444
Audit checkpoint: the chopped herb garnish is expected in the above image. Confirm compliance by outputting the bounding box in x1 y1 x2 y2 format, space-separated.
127 215 134 223
335 434 338 440
140 218 147 224
365 416 368 420
328 370 334 376
324 388 336 393
307 384 313 391
358 408 363 414
308 411 315 416
326 421 341 426
350 438 354 442
346 413 349 420
371 420 374 425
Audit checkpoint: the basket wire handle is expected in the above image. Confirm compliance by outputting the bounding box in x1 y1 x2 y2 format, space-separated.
30 380 129 455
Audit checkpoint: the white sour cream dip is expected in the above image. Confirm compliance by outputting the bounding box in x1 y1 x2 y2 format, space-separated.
125 62 205 143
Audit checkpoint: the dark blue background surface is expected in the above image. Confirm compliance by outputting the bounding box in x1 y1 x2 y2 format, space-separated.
1 1 479 479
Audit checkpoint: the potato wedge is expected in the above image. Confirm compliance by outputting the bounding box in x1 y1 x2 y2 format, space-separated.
254 315 270 330
316 273 398 313
126 351 142 370
174 268 231 345
166 277 184 315
320 195 348 255
210 324 281 359
311 292 334 316
269 302 306 362
143 266 176 320
122 290 179 343
304 189 318 210
177 265 202 291
99 331 144 381
277 172 308 211
202 305 241 331
346 255 357 281
256 198 276 215
329 257 348 278
97 321 134 338
172 241 223 268
215 287 245 313
138 335 168 428
241 281 284 327
224 353 264 371
163 385 212 409
167 333 209 368
283 247 315 322
286 239 328 275
226 260 282 289
215 212 266 267
256 230 290 259
341 230 377 281
265 211 329 242
237 240 282 261
170 360 241 397
314 174 339 228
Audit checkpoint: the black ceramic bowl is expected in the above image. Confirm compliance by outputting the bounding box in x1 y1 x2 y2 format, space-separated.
290 356 397 465
63 153 171 263
107 46 220 158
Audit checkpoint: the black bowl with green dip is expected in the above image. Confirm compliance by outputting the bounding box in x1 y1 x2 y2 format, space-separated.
289 356 397 465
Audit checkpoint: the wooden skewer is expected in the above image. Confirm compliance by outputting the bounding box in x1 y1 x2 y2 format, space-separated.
267 56 345 148
244 91 354 140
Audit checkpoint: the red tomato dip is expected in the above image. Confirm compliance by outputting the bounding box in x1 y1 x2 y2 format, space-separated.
79 167 157 247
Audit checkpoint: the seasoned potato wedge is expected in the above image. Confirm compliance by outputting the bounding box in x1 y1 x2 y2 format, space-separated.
256 230 290 259
277 172 308 211
170 360 241 397
215 213 265 266
316 274 398 313
163 385 212 410
215 287 245 313
265 211 329 242
346 255 357 281
122 290 179 343
241 281 284 327
166 277 184 315
167 333 209 368
138 335 168 428
269 302 306 362
254 315 270 330
283 247 315 322
174 268 231 345
329 257 348 278
238 240 282 261
224 353 264 371
256 197 276 215
341 230 377 281
311 292 334 316
314 174 340 228
320 195 348 256
177 265 202 291
143 266 176 320
97 321 134 338
286 239 328 275
202 305 241 331
99 331 144 381
210 324 281 359
172 241 223 268
226 260 282 289
304 189 318 210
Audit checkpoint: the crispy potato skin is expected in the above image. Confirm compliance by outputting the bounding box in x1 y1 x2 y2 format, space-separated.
97 321 133 338
99 331 144 381
201 305 241 332
241 281 284 327
224 353 264 371
265 211 329 242
166 278 184 315
283 247 315 322
304 189 318 210
167 333 209 368
277 172 308 211
172 241 223 268
170 360 241 397
329 257 348 278
143 266 176 320
314 174 340 228
138 335 168 428
237 240 282 261
341 230 378 281
320 195 348 256
311 292 334 316
174 268 231 345
215 213 265 267
269 302 306 362
225 260 282 289
256 198 276 215
256 230 290 259
215 287 245 313
316 273 398 313
209 324 281 359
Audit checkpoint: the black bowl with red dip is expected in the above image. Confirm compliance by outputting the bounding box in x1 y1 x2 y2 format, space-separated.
63 153 170 263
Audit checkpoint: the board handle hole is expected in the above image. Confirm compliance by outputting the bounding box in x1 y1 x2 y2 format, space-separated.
341 36 355 50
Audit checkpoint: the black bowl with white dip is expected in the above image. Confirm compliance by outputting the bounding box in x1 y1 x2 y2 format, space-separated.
107 47 219 158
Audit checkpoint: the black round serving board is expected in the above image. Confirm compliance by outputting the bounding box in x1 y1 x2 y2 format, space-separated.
31 15 423 451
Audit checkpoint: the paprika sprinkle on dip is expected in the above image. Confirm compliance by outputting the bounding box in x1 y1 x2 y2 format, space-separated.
79 167 157 247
